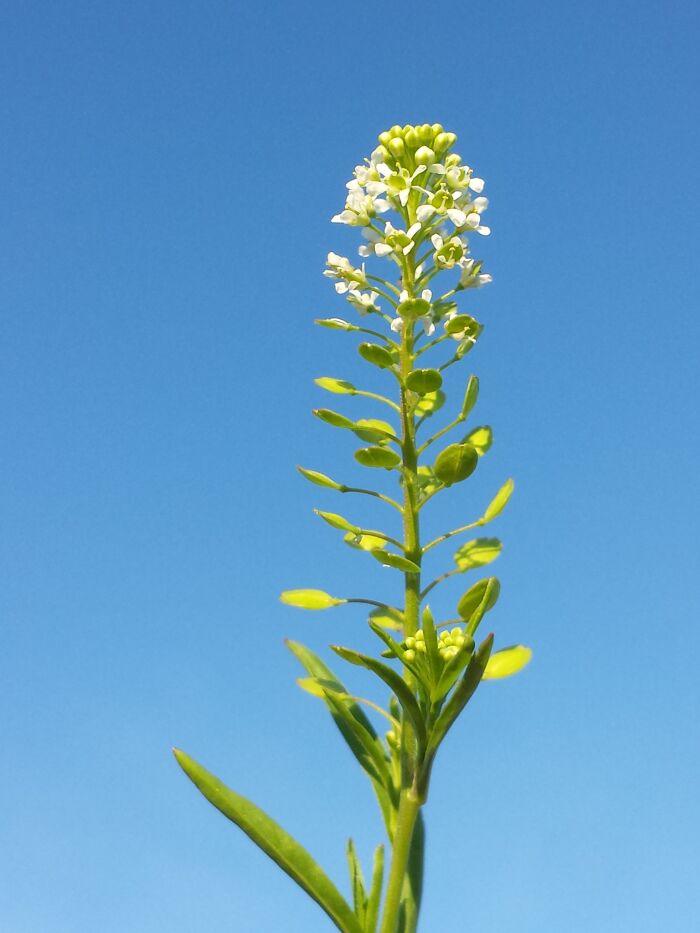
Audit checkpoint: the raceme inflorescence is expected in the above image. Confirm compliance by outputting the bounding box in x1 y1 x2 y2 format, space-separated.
174 122 532 933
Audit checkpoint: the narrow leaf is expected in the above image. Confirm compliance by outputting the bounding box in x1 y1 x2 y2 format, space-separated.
347 838 367 923
173 749 362 933
331 646 427 752
365 845 385 933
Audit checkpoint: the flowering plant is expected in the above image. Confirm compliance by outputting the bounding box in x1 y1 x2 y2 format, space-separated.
174 123 531 933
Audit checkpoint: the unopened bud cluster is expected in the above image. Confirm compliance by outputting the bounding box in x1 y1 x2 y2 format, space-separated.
325 123 492 336
401 627 474 663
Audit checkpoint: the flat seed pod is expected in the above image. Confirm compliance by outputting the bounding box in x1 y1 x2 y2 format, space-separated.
482 645 532 680
445 313 478 336
466 425 492 455
460 375 479 419
370 549 421 573
354 447 401 469
358 342 394 369
313 408 354 429
280 589 347 610
454 538 502 570
457 577 501 620
415 389 446 417
368 606 404 631
315 317 357 330
296 467 343 490
352 418 397 444
405 368 443 395
433 443 479 486
315 377 356 394
483 478 515 523
314 510 358 533
343 532 387 551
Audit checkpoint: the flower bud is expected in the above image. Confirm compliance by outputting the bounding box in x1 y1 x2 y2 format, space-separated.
404 127 419 148
433 132 453 154
404 649 416 662
431 122 444 137
415 145 436 166
388 138 405 159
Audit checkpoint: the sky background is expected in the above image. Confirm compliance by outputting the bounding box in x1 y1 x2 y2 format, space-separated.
1 1 699 931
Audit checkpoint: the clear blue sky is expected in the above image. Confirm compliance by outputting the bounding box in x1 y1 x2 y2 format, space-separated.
2 2 699 930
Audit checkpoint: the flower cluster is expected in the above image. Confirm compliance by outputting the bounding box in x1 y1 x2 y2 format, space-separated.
402 626 474 663
326 123 492 330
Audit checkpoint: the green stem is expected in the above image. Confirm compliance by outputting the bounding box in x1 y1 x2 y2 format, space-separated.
379 790 421 933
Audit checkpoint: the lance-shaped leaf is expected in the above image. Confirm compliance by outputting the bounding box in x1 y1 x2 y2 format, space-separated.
358 342 394 369
365 845 385 933
433 635 475 701
314 408 355 429
370 549 421 574
400 812 425 932
173 749 363 933
483 644 533 680
482 478 515 523
415 389 445 417
287 641 396 830
454 537 502 570
406 368 443 394
465 425 492 456
331 645 427 753
460 374 479 419
315 376 356 394
421 606 441 684
426 633 494 757
347 838 367 925
315 510 359 533
433 442 479 486
297 466 344 490
368 606 404 631
457 577 501 621
280 589 346 610
355 447 401 469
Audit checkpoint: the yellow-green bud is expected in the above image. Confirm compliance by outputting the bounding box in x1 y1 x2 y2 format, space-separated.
379 131 392 146
404 127 419 148
416 641 426 653
433 132 452 154
417 123 433 143
415 145 435 166
404 649 416 662
415 629 425 641
388 138 405 158
431 122 444 137
402 123 413 135
390 124 403 137
445 152 461 167
405 636 416 649
451 627 463 639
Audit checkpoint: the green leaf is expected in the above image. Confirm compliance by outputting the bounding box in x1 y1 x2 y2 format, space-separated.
457 577 501 621
454 538 502 571
365 845 385 933
482 478 515 523
405 368 443 395
400 812 425 933
315 376 356 394
173 749 362 933
280 589 346 610
358 342 394 369
368 623 430 690
315 317 358 330
433 443 479 486
344 531 387 551
331 646 427 752
355 447 401 469
370 549 421 573
460 375 479 419
297 466 344 490
426 633 493 756
415 389 445 417
421 605 441 684
347 838 367 924
286 642 396 834
368 606 404 631
483 644 533 680
315 510 358 533
314 408 355 429
465 425 492 456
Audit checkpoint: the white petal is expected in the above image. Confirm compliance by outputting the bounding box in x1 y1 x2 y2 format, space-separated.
469 177 485 193
431 234 443 250
358 245 371 257
416 205 436 222
477 225 491 236
422 289 432 301
390 317 404 333
375 243 394 257
374 199 390 213
407 222 422 239
399 290 409 302
447 208 467 226
472 196 489 212
399 189 410 206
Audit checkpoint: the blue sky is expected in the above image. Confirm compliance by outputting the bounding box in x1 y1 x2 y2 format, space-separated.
1 1 699 930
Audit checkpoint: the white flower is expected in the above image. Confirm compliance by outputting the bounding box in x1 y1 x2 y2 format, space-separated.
346 289 381 315
457 258 492 289
324 252 368 289
430 234 467 269
332 190 390 226
358 227 394 258
383 165 428 207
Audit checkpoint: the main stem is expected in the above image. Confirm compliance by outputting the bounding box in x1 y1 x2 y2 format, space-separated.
380 236 425 932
